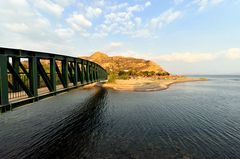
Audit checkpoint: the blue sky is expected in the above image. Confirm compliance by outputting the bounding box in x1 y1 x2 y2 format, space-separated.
0 0 240 74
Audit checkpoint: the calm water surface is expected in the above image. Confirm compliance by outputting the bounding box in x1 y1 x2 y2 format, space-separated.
0 75 240 159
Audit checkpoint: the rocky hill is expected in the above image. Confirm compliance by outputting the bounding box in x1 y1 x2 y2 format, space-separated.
82 52 169 75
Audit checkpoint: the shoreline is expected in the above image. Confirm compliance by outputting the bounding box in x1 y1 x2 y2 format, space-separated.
101 77 208 92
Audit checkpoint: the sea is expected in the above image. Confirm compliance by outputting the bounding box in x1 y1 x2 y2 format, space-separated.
0 75 240 159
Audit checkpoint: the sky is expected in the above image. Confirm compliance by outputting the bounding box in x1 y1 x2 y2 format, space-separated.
0 0 240 75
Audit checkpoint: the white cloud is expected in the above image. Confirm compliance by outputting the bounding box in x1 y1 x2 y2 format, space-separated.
53 0 75 7
0 0 51 36
109 3 129 11
145 1 151 7
55 28 74 38
153 48 240 63
109 50 144 58
97 2 154 38
156 52 219 63
174 0 184 4
98 11 133 36
34 18 51 29
225 48 240 60
194 0 224 10
109 42 123 48
86 7 102 18
131 29 152 38
98 41 124 53
105 12 132 23
67 13 92 31
150 9 182 29
135 17 142 26
33 0 64 16
0 0 78 54
94 0 105 6
212 0 224 5
5 23 29 33
127 5 144 13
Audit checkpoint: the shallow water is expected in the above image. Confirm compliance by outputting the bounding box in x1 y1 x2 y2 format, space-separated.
0 75 240 159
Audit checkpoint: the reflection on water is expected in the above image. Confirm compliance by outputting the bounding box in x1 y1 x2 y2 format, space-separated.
22 88 107 159
1 76 240 159
0 88 108 159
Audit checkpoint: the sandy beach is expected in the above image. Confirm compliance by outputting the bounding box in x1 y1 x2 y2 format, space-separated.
102 77 207 92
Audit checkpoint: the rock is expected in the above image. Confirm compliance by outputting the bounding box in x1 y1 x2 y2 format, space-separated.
82 52 169 74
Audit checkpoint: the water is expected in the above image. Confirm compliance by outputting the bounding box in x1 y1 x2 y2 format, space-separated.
1 75 240 159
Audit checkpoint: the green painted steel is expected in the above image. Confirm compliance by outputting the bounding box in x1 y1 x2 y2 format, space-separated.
62 58 68 88
0 55 9 112
50 58 56 93
29 56 38 98
0 47 108 113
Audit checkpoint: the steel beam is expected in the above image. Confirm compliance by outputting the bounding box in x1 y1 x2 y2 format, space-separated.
37 59 53 92
0 55 9 107
86 61 90 83
62 58 68 88
73 61 78 86
55 62 65 87
19 62 30 79
80 60 85 84
1 47 108 113
29 56 38 97
77 62 82 84
7 62 32 97
12 57 20 92
50 58 56 93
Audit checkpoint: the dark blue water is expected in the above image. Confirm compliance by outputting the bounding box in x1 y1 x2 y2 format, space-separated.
0 76 240 159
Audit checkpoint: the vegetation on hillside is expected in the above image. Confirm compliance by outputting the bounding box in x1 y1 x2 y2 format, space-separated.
82 52 171 82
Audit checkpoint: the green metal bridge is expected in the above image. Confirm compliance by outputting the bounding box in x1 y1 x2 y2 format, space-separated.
0 47 108 113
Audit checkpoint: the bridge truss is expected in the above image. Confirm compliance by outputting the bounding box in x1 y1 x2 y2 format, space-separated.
0 47 108 113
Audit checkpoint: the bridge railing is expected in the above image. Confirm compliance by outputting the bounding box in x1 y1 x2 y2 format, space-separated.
0 47 108 112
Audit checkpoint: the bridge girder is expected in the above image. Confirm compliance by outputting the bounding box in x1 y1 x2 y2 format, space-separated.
0 47 108 113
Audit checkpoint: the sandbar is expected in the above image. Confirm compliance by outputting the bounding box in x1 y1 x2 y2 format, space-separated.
102 77 207 92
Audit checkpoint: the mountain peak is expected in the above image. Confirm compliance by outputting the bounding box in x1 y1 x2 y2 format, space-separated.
90 52 109 59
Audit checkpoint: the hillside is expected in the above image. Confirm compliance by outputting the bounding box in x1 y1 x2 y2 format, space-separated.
82 52 169 75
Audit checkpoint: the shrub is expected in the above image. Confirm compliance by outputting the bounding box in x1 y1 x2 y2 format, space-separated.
118 70 126 76
118 74 129 80
156 71 170 76
108 72 117 83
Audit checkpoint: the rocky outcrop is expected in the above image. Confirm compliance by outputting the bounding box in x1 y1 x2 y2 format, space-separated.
82 52 169 74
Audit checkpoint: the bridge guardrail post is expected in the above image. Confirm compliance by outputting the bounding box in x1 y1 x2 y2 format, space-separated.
94 64 97 81
12 57 20 92
0 54 9 111
89 63 92 82
62 57 68 88
95 65 98 81
29 56 38 100
50 57 56 93
86 61 90 83
73 60 78 86
81 60 85 84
